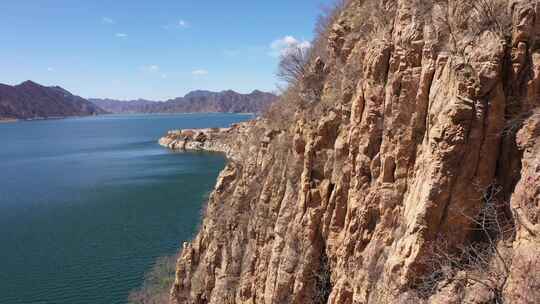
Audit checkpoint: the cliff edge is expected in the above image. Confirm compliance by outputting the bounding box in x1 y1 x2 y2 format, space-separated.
167 1 540 303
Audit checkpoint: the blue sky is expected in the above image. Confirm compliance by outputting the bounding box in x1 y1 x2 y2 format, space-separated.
0 0 333 100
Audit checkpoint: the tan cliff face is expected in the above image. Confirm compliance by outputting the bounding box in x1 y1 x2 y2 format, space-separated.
169 1 540 303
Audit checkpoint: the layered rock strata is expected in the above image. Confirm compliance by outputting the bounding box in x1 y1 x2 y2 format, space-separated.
167 1 540 303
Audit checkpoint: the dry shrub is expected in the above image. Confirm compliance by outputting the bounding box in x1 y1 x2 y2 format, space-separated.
414 183 515 303
418 239 513 302
263 85 302 130
433 0 511 57
312 251 332 304
314 0 350 39
128 255 178 304
357 0 397 42
276 0 351 93
270 0 356 120
312 0 351 61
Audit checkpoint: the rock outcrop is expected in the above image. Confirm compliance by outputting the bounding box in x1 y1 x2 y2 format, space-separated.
159 122 256 161
505 111 540 303
159 128 233 157
168 1 540 303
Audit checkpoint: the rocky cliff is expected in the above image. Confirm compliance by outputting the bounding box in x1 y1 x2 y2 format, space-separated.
0 81 106 120
168 1 540 303
158 123 253 160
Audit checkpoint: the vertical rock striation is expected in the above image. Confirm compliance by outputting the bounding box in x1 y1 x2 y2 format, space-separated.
169 1 540 303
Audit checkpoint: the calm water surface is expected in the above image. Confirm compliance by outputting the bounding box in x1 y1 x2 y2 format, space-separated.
0 114 251 304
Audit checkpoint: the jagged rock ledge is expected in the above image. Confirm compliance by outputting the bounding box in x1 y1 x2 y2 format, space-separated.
158 122 254 160
159 127 231 153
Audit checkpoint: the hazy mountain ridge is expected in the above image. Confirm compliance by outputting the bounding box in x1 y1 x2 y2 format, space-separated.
0 81 106 120
89 90 277 114
86 98 156 114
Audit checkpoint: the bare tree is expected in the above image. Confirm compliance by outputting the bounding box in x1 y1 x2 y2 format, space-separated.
276 46 311 85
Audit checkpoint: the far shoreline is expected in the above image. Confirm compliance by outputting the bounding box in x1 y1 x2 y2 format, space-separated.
104 112 256 115
0 112 256 124
0 118 19 123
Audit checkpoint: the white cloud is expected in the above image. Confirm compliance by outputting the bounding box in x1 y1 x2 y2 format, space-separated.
102 17 115 24
163 19 190 30
140 65 168 79
47 67 55 72
192 69 208 76
269 35 311 57
178 19 189 28
115 33 128 38
140 65 160 72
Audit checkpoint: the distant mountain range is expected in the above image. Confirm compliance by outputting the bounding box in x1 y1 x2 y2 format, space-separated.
0 80 277 120
89 90 277 114
0 81 105 120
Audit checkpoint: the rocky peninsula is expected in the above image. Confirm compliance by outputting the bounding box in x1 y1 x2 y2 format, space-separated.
158 121 262 161
159 128 231 153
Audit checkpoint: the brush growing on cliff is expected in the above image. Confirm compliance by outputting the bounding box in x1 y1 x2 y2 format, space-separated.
168 0 540 303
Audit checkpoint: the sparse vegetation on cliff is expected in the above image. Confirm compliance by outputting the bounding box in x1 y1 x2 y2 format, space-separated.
166 0 540 303
128 255 178 304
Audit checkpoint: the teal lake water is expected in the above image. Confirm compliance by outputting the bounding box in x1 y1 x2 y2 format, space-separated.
0 114 251 304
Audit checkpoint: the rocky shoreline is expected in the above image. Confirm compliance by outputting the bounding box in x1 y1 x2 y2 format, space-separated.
158 122 252 159
159 127 229 152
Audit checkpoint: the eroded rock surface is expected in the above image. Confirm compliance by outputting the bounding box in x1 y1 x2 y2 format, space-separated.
159 128 231 154
169 1 540 303
159 122 256 161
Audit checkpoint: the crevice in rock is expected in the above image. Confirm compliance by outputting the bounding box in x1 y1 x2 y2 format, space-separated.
313 248 332 304
327 182 336 204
